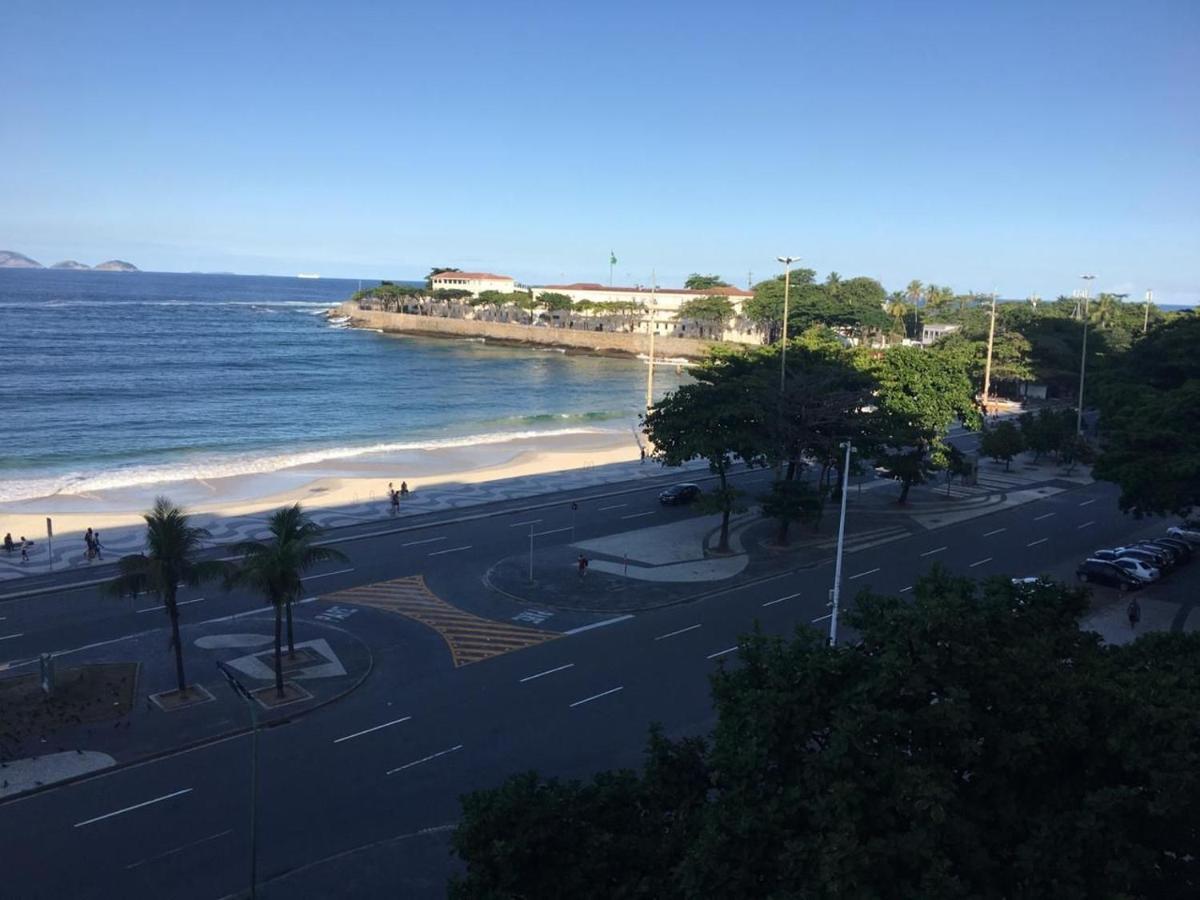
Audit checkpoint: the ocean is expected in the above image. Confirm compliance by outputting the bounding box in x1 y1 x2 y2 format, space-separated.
0 270 684 503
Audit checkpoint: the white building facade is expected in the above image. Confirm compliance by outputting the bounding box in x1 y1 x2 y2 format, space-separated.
430 270 515 296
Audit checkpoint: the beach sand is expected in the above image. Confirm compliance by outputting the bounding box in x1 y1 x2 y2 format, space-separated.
0 429 644 547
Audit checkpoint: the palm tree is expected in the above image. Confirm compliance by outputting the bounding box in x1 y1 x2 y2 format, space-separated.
1091 293 1118 330
227 505 347 696
885 294 913 338
109 497 226 696
1027 292 1041 310
905 279 924 309
824 271 842 298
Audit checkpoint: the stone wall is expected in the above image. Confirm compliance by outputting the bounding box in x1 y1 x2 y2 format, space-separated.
338 303 721 359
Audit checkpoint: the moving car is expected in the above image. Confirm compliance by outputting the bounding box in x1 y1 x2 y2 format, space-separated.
1110 558 1160 582
1076 559 1143 591
658 483 702 505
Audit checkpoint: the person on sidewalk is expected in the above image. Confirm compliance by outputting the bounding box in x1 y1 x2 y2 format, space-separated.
400 481 409 498
390 488 400 515
1127 598 1141 630
93 532 104 561
20 536 30 564
577 554 589 578
3 532 13 554
84 527 96 561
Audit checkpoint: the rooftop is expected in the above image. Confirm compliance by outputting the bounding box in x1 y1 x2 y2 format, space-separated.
540 282 753 298
431 271 513 281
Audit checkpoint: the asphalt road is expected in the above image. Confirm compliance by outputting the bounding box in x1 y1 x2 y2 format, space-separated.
0 452 1179 899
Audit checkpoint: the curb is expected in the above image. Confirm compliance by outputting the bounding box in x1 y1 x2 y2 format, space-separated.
0 616 375 808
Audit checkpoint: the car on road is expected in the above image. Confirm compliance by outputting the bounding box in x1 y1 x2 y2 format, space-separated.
1166 524 1200 544
658 483 702 505
1076 559 1143 591
1110 558 1160 582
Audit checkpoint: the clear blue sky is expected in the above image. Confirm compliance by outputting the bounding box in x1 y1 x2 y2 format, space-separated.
2 0 1196 302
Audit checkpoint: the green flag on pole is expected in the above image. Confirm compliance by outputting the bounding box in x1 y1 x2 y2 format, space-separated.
610 251 617 266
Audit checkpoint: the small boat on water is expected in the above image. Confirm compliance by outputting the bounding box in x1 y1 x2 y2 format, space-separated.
327 315 351 326
297 273 321 279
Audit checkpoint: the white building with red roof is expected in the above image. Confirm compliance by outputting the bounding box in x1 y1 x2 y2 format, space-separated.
430 270 515 296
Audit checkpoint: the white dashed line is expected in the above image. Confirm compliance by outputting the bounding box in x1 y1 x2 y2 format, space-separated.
654 624 701 641
920 546 947 557
428 545 472 556
620 511 656 520
969 557 992 568
1027 538 1048 547
762 592 801 607
1079 499 1096 507
1077 521 1095 529
0 632 25 642
563 615 633 635
508 519 542 528
402 536 446 547
811 613 832 623
569 686 624 708
301 568 355 582
899 585 914 593
333 717 412 744
1033 513 1056 521
531 527 571 537
849 567 880 580
983 528 1006 537
519 663 575 683
75 789 193 828
386 745 463 775
706 646 738 660
598 504 627 511
136 597 204 614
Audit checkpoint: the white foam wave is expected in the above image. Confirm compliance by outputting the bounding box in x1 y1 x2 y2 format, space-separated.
0 427 622 503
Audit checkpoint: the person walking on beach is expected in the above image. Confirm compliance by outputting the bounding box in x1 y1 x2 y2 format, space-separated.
20 536 30 564
3 533 13 554
1127 598 1141 630
84 527 96 561
400 481 409 498
577 554 588 579
92 532 104 561
390 488 400 515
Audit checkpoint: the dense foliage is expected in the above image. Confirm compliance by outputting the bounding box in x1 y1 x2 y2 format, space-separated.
451 572 1200 898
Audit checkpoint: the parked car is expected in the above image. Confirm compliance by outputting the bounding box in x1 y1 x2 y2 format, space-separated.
1166 524 1200 544
1153 535 1193 560
1076 559 1143 591
1137 540 1185 564
1116 545 1174 569
1110 558 1160 582
658 483 702 505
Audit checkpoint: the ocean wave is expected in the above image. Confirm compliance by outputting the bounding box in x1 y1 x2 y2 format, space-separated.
0 426 626 503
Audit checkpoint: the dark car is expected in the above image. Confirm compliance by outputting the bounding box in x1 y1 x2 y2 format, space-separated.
1141 538 1190 563
1153 535 1193 560
1125 543 1176 568
1113 545 1173 569
1077 559 1143 591
659 483 702 505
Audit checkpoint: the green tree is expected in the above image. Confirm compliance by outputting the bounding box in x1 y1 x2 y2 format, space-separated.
536 291 573 316
451 571 1200 899
868 346 980 502
885 293 913 337
905 278 925 308
683 274 730 290
674 295 735 336
226 505 348 696
759 477 824 544
1018 407 1074 461
108 498 228 695
979 419 1025 470
743 269 816 341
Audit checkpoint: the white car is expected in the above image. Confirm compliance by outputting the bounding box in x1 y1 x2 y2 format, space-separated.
1166 525 1200 544
1110 557 1160 582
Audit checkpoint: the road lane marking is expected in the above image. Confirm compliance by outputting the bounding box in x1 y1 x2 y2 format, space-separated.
1079 499 1096 507
654 624 701 641
333 716 412 744
386 745 464 775
969 557 993 568
706 645 738 659
402 536 446 547
0 632 25 642
74 788 193 828
428 545 472 556
762 592 801 607
620 511 656 520
983 528 1006 537
849 567 880 580
301 568 355 582
520 663 575 683
598 504 627 511
136 597 204 614
1027 538 1048 547
508 519 542 528
920 546 947 557
564 615 633 635
1033 513 1056 521
1077 520 1095 529
125 830 233 870
531 527 571 537
899 586 913 593
569 686 624 708
812 613 832 623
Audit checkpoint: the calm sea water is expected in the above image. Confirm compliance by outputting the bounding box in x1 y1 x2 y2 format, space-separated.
0 270 681 502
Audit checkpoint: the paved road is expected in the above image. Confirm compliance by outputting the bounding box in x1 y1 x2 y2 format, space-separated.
0 456 1183 899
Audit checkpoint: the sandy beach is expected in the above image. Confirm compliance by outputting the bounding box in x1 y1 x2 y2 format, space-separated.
0 429 644 550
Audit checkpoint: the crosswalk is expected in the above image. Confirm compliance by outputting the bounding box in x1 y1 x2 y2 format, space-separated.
813 524 913 555
320 575 558 666
938 465 1050 501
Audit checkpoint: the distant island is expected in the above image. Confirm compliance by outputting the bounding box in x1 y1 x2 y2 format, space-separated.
0 250 139 271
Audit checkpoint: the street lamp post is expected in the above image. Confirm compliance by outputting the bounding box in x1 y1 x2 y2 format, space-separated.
1076 274 1095 435
776 256 800 393
981 291 997 414
218 662 260 900
1143 289 1153 334
829 440 854 646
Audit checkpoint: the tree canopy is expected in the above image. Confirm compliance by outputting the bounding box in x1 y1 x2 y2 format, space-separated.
451 571 1200 898
674 295 735 332
683 273 730 290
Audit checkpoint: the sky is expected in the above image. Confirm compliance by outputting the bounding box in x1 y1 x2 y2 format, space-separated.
1 0 1197 302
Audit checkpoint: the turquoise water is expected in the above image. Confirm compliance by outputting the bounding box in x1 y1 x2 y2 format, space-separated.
0 270 681 502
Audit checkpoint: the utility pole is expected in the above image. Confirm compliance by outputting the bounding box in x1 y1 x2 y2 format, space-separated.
981 291 998 414
218 663 260 900
829 440 854 646
776 256 800 391
1076 274 1095 435
1143 289 1152 334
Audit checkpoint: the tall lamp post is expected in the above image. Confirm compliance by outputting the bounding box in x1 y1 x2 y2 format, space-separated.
1076 274 1095 435
218 662 260 900
829 440 854 646
981 291 998 414
776 256 800 393
1143 289 1153 334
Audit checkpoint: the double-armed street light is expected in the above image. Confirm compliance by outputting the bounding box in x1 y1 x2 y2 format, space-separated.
1076 274 1095 435
829 440 854 647
776 256 801 393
